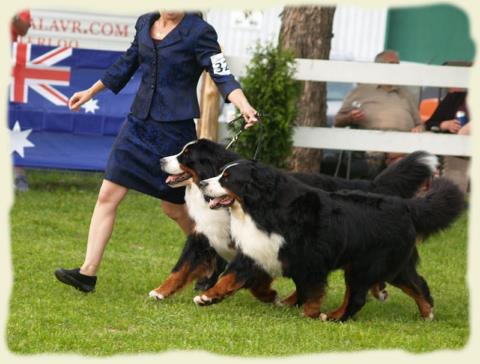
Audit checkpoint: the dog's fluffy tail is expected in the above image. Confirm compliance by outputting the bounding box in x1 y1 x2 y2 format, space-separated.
371 151 438 198
407 177 465 238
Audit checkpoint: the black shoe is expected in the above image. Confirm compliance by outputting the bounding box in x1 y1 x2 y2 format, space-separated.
54 268 97 293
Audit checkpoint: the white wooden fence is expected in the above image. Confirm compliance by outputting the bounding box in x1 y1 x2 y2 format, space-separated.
220 57 472 157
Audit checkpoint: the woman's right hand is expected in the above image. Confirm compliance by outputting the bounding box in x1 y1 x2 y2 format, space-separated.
440 119 461 133
68 89 93 112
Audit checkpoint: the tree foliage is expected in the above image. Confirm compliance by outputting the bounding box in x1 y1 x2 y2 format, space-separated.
229 42 300 168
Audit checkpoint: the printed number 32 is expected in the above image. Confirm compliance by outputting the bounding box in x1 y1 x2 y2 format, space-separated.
214 61 229 74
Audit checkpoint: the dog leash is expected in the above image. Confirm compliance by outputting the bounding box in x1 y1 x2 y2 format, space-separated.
225 114 246 150
225 113 265 161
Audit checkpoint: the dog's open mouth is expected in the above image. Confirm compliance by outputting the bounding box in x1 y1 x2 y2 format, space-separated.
166 172 191 186
207 195 235 209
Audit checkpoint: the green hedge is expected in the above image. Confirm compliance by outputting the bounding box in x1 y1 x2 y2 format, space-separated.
229 42 300 168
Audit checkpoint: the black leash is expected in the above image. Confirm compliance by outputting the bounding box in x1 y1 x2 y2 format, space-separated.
224 114 246 150
225 113 265 161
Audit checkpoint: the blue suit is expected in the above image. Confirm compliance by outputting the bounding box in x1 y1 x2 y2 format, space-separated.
101 12 241 121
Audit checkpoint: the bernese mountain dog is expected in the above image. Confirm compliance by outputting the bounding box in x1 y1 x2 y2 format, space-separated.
148 139 437 305
194 160 464 321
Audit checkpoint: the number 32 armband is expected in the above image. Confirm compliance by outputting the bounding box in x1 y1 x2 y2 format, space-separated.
210 53 232 76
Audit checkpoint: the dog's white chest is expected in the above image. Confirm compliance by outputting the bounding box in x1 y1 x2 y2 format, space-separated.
185 185 235 261
230 204 285 277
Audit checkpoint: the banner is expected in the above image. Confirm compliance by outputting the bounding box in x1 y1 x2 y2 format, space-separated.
22 9 135 51
8 43 139 171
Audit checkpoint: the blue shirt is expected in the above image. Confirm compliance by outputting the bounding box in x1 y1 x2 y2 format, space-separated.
101 12 241 121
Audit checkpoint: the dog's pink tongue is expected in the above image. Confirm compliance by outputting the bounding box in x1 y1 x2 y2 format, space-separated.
166 175 175 184
208 197 221 209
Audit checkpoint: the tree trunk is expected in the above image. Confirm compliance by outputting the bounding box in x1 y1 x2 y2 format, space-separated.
279 6 336 172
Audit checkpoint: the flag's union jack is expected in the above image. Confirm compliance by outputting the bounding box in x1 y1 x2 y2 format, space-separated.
11 42 72 106
8 43 141 170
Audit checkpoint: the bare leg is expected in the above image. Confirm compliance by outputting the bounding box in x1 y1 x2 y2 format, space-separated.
80 180 128 276
161 200 194 235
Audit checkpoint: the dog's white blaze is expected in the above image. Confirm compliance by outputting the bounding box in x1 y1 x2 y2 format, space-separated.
161 155 183 174
200 175 228 198
161 140 198 174
185 184 235 261
417 153 438 173
200 162 240 197
230 202 285 277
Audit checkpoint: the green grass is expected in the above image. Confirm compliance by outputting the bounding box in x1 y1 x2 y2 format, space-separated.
7 170 469 356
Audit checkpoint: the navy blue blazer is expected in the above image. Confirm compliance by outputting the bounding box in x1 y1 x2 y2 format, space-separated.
101 12 241 121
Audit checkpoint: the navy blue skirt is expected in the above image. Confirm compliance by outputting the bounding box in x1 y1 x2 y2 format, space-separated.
104 114 197 204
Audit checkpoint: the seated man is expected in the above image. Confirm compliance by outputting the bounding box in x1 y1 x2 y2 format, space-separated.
334 50 422 172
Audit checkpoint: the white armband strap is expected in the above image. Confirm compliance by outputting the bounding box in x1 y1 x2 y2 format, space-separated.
210 53 231 76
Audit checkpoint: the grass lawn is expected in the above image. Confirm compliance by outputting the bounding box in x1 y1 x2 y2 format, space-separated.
7 169 469 356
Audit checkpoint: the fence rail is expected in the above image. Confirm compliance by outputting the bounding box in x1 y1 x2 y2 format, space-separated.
227 57 471 87
223 57 471 156
218 124 471 157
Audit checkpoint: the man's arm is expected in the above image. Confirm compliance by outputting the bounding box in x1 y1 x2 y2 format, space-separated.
334 88 364 127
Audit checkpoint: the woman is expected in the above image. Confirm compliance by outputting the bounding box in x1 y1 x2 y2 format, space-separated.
424 88 469 134
424 88 471 193
54 11 257 293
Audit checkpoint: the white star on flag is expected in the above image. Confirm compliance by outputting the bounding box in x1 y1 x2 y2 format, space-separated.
81 98 100 114
9 121 34 158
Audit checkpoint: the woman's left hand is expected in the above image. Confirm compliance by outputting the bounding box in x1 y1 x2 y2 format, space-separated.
227 89 258 129
241 104 258 129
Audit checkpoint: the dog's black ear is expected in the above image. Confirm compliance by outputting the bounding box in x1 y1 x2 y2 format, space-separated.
251 165 276 191
242 164 277 206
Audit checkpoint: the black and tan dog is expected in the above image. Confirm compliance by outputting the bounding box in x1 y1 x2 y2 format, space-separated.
149 139 437 303
195 160 464 321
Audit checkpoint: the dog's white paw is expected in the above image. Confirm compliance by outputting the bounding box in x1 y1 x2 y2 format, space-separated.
423 311 434 321
148 290 164 300
274 295 284 307
193 294 212 305
319 313 328 322
377 289 388 302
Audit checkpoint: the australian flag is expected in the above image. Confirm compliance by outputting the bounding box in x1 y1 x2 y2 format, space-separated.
8 43 139 170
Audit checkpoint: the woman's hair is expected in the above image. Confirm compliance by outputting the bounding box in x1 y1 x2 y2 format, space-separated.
190 11 204 19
